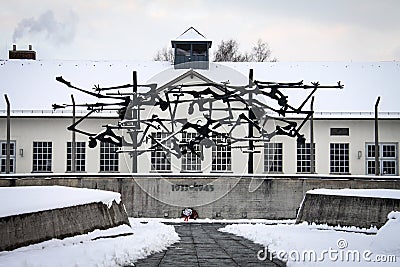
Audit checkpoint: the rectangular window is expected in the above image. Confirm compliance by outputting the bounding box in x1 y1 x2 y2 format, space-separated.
100 142 119 172
330 143 349 174
151 132 171 171
330 128 349 136
0 141 16 173
366 143 398 175
264 142 283 173
176 44 191 56
192 44 207 56
297 143 315 173
33 141 52 172
181 132 201 172
212 135 231 172
67 142 86 172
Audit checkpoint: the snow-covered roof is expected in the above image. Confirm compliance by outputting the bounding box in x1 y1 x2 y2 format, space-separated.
1 60 399 116
172 27 211 42
0 186 121 218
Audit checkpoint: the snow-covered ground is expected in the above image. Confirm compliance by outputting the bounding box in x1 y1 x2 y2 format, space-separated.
1 186 399 266
1 215 399 266
0 218 179 267
134 217 295 224
220 211 400 266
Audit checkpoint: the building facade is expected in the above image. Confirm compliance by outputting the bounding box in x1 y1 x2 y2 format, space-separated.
1 112 399 176
1 28 399 176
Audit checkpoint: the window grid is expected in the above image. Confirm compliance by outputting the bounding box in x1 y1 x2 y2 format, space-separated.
330 143 349 174
297 143 315 173
0 141 16 173
212 135 231 172
366 143 397 175
33 141 52 172
151 132 171 171
264 143 283 173
181 132 201 172
67 142 86 172
100 142 119 172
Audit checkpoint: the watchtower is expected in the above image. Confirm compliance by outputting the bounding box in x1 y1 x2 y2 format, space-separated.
171 27 212 69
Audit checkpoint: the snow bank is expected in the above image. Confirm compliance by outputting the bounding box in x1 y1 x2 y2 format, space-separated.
0 218 179 267
371 211 400 254
220 213 400 266
0 186 121 218
307 188 400 200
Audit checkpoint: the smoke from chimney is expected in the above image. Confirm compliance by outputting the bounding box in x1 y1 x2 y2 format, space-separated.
12 10 78 45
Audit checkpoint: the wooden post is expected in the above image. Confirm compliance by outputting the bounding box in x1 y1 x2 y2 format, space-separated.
374 96 380 176
310 96 315 174
4 94 11 174
248 69 254 174
71 95 76 172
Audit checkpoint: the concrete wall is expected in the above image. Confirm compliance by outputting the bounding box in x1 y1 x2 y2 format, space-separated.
1 174 400 220
0 200 129 251
296 193 400 228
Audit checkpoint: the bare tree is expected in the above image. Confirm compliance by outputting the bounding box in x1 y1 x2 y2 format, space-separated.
153 47 174 63
213 39 245 62
214 38 277 62
251 39 277 62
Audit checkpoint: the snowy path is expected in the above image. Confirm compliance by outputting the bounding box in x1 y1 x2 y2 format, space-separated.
134 223 285 267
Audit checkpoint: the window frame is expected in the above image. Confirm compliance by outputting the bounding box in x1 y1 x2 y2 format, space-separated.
32 141 52 173
100 142 119 172
330 128 350 136
0 140 16 174
66 141 86 172
296 142 315 173
181 132 202 172
365 143 398 176
150 132 172 172
264 142 283 173
329 143 350 174
211 135 232 172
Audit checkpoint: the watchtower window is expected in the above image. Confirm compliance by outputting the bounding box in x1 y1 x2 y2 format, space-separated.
176 44 191 56
192 44 207 56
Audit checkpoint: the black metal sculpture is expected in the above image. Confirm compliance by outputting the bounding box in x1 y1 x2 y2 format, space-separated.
53 68 343 173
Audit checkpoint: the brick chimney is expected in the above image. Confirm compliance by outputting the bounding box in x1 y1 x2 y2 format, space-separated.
9 44 36 60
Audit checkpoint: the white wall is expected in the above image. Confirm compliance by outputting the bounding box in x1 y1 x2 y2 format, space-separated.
1 116 399 175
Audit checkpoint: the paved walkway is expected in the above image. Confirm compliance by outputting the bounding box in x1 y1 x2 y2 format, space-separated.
134 223 285 267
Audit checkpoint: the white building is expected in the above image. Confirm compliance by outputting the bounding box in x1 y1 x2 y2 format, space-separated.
1 28 399 176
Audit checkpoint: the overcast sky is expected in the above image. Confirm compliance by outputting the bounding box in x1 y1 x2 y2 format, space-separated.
1 0 400 61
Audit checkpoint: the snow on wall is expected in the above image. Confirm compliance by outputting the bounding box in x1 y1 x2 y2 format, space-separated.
307 188 400 200
0 186 121 218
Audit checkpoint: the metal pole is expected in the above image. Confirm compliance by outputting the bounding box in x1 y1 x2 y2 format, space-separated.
374 96 381 176
310 96 315 174
132 71 138 173
247 69 254 174
71 94 76 172
4 94 10 174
